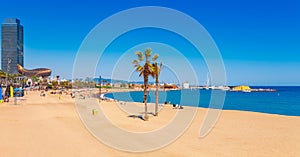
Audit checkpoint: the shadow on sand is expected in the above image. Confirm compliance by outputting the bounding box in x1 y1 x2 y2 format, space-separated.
128 112 156 121
128 115 144 120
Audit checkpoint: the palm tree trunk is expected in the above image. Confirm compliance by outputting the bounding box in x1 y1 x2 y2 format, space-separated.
154 76 159 116
143 75 149 121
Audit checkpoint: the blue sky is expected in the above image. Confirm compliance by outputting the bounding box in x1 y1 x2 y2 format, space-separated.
0 0 299 85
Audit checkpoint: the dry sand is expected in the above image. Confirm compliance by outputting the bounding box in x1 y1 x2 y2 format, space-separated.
0 89 299 157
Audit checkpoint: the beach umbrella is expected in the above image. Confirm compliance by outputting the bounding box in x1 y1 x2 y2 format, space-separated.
0 87 2 100
10 86 13 98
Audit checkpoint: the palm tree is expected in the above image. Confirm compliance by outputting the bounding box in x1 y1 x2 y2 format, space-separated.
12 73 21 83
132 48 158 121
0 70 6 78
152 62 163 116
31 76 39 84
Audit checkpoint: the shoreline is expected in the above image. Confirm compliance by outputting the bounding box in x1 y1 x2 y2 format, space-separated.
102 88 300 117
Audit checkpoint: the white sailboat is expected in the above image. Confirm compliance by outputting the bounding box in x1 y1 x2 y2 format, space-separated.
204 72 230 91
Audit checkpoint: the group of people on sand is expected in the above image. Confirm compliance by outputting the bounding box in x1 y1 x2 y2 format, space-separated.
99 94 117 102
164 101 184 109
39 90 68 100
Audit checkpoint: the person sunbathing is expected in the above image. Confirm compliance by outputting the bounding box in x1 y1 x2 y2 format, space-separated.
40 91 46 97
173 104 183 109
3 95 9 102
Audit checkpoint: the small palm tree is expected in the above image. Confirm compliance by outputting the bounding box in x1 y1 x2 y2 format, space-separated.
152 62 163 116
132 48 158 121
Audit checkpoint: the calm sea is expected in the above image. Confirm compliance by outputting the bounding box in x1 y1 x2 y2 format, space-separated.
105 86 300 116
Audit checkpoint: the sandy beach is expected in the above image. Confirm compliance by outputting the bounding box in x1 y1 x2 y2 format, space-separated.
0 89 299 157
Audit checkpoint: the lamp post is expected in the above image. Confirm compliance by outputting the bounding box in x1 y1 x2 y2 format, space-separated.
99 75 101 99
5 57 13 87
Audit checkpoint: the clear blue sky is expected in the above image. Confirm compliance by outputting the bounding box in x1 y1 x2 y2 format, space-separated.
0 0 299 85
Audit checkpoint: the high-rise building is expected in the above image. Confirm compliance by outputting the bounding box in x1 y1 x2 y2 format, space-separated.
1 18 24 74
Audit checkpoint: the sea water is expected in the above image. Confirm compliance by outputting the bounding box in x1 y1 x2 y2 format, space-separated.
105 86 300 116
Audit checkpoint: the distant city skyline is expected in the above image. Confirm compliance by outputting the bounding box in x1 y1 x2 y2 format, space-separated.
0 0 299 85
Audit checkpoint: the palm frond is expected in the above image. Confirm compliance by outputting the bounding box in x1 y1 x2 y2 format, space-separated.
149 62 163 78
135 51 144 61
132 59 139 65
159 62 163 74
139 71 144 77
152 54 159 61
145 48 152 59
149 70 155 78
136 65 143 72
151 63 157 73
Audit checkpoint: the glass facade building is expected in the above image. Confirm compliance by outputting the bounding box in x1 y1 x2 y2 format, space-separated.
1 18 24 74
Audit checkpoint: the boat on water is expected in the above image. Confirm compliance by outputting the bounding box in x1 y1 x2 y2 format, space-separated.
204 73 210 90
200 73 231 91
